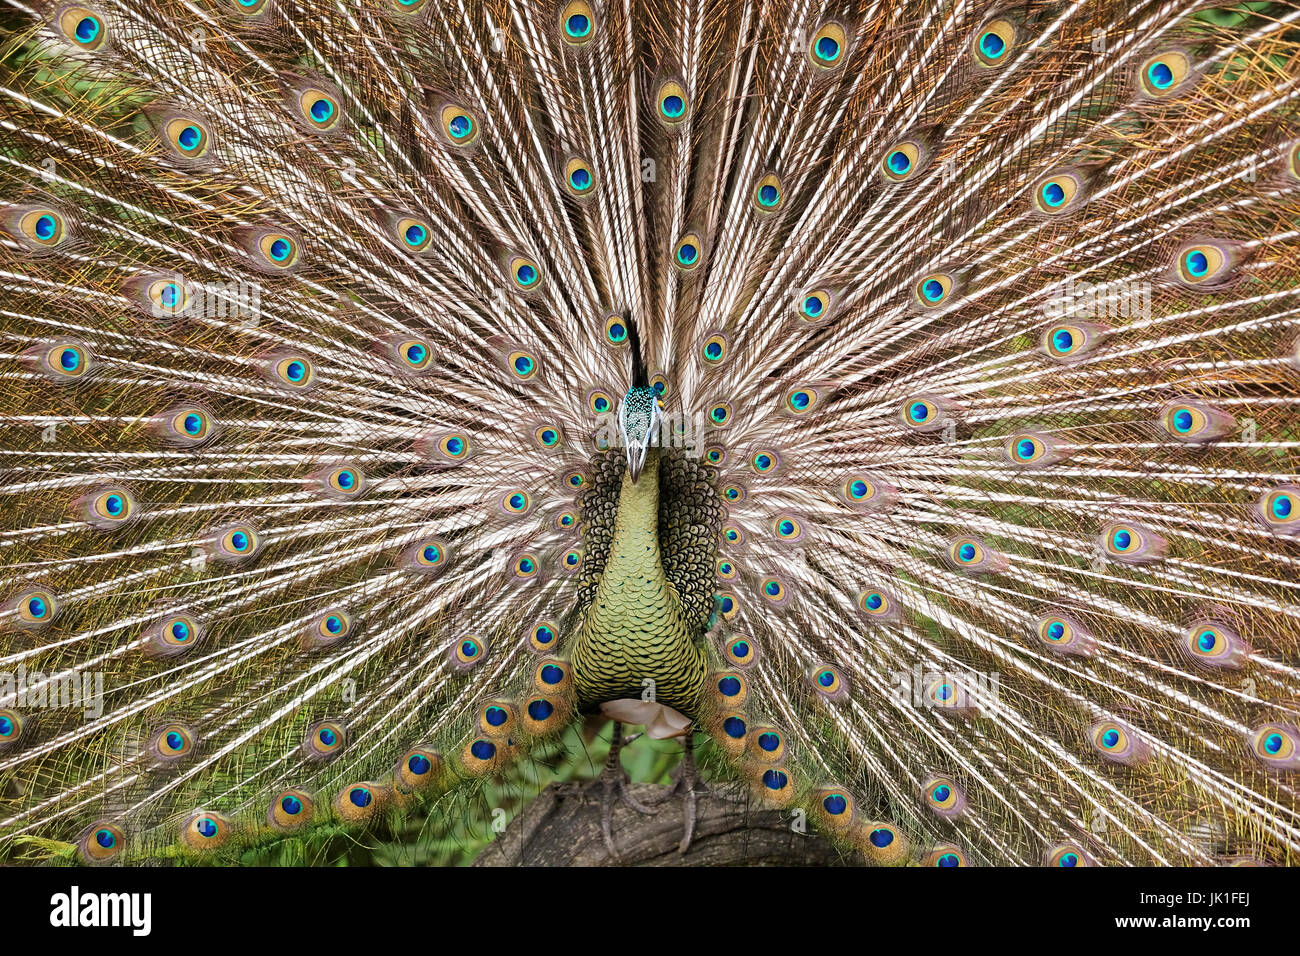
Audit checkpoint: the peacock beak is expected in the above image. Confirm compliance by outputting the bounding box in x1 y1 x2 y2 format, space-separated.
627 438 647 484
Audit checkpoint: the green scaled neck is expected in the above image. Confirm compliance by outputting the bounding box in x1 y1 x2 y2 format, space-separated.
571 449 707 717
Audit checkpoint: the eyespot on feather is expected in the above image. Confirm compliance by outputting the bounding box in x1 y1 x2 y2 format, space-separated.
302 719 347 760
268 789 316 830
1098 521 1167 565
1255 485 1300 536
180 810 232 851
558 2 598 46
6 587 59 629
78 821 126 864
1089 719 1150 766
143 610 205 659
56 6 110 51
76 485 137 530
1158 399 1235 443
207 523 262 564
972 17 1016 67
3 204 72 253
1035 611 1097 658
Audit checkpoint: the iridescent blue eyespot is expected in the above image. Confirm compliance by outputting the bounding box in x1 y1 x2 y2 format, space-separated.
809 23 848 69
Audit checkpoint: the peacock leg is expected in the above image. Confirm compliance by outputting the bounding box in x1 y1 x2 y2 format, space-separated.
593 720 657 859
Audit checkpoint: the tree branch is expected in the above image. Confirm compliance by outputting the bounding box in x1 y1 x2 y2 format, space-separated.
473 782 855 866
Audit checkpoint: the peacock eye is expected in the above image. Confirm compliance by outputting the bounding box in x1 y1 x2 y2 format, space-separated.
858 589 888 615
434 433 470 461
78 821 126 863
759 576 787 604
392 338 433 372
175 409 209 440
771 514 804 542
180 810 232 851
1250 723 1300 769
59 7 108 50
150 723 196 762
508 256 543 291
256 232 299 268
924 775 965 818
752 172 784 212
673 233 703 271
799 289 832 321
414 540 447 568
273 355 314 388
723 633 751 668
784 385 821 415
1046 843 1092 867
452 636 488 670
0 709 24 749
17 208 68 248
1139 51 1191 97
225 0 271 16
973 18 1015 66
217 525 260 560
708 402 732 426
903 398 937 427
1256 485 1300 535
881 141 923 182
147 278 188 315
701 332 728 365
656 81 690 124
395 217 433 253
86 488 135 526
914 272 953 307
927 846 966 867
809 664 847 700
1033 171 1082 214
529 620 558 652
809 22 848 70
559 1 597 44
530 424 561 449
1042 324 1090 360
506 349 540 379
564 156 597 196
600 315 628 348
324 466 363 497
298 88 341 131
439 103 479 145
1005 432 1056 465
268 789 316 830
500 490 532 514
1175 242 1230 287
303 720 346 759
163 116 210 158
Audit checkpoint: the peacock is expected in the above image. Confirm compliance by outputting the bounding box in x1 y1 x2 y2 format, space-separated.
0 0 1299 869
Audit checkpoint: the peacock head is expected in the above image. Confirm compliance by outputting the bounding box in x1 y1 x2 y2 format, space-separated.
619 386 661 484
